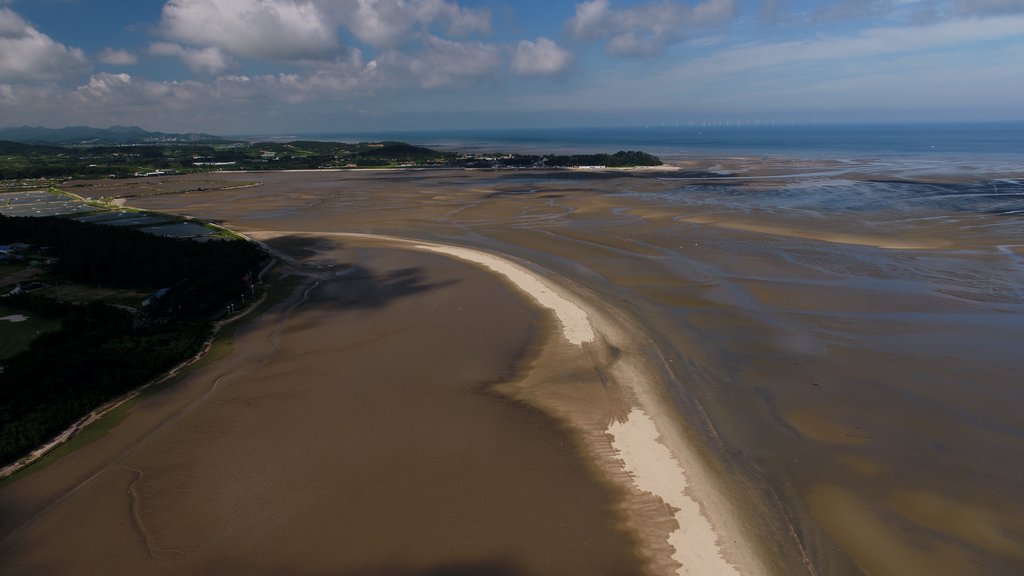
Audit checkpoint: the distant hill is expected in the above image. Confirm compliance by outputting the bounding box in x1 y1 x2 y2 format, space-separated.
0 125 227 146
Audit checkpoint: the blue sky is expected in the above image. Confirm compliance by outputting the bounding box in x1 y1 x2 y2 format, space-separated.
1 0 1022 134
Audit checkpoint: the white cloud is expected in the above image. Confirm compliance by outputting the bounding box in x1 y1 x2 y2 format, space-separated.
370 35 500 89
568 0 611 40
271 50 379 100
98 48 138 66
335 0 415 48
75 72 136 100
433 0 492 36
567 0 737 56
158 0 492 64
322 0 491 49
0 7 88 82
71 73 195 114
160 0 339 61
151 42 234 74
512 38 573 76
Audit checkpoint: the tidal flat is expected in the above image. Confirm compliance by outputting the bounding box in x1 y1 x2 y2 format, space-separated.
2 162 1022 575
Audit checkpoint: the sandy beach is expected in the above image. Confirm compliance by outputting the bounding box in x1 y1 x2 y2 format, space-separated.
3 165 1023 575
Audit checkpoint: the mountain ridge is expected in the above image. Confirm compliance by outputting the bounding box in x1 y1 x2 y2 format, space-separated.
0 125 227 145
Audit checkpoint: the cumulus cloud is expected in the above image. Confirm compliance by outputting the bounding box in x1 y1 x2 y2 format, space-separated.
68 72 273 117
72 73 187 115
0 7 88 82
0 71 296 129
376 34 501 88
75 72 136 100
98 48 138 66
512 38 573 76
160 0 339 61
568 0 737 56
270 50 379 100
65 73 216 127
321 0 490 49
158 0 491 63
151 42 234 74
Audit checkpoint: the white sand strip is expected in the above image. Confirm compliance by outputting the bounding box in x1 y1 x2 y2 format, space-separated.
414 244 595 346
609 409 741 576
253 231 757 574
1 314 29 323
415 240 746 574
256 230 594 346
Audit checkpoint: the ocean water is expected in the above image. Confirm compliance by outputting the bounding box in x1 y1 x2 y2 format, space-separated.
297 121 1024 163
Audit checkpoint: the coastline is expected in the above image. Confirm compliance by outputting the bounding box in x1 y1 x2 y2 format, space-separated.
9 161 1019 574
281 231 768 575
0 256 278 483
0 224 766 575
0 230 649 574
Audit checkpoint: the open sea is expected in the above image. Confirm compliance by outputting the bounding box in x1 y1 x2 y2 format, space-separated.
290 121 1024 163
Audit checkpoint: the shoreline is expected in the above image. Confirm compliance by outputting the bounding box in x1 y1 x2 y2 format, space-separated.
2 231 651 575
34 166 1024 574
259 230 767 576
0 257 278 483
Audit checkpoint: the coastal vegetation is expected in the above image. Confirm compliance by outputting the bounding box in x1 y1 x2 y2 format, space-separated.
0 215 266 466
1 133 661 180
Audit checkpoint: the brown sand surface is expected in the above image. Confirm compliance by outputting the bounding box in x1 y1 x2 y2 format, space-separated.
5 165 1023 576
0 241 643 575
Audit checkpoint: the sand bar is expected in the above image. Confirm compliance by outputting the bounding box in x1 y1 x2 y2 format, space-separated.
324 232 763 575
413 243 595 346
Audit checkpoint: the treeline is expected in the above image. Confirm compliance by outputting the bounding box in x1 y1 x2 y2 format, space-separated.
491 150 662 168
1 140 666 179
544 150 663 167
0 296 207 465
0 216 267 465
0 215 264 317
247 141 445 168
0 141 111 179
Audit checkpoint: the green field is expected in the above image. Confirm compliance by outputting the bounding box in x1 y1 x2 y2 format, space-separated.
0 307 60 361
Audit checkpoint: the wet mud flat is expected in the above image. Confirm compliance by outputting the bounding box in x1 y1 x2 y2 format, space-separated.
0 240 643 575
5 164 1024 575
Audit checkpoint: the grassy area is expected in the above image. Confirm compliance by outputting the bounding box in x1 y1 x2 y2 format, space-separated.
0 306 60 360
139 267 298 397
138 328 231 399
0 400 134 487
0 263 292 479
39 283 148 307
0 263 43 290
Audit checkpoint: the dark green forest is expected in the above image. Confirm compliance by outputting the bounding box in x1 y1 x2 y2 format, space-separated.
0 215 266 465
